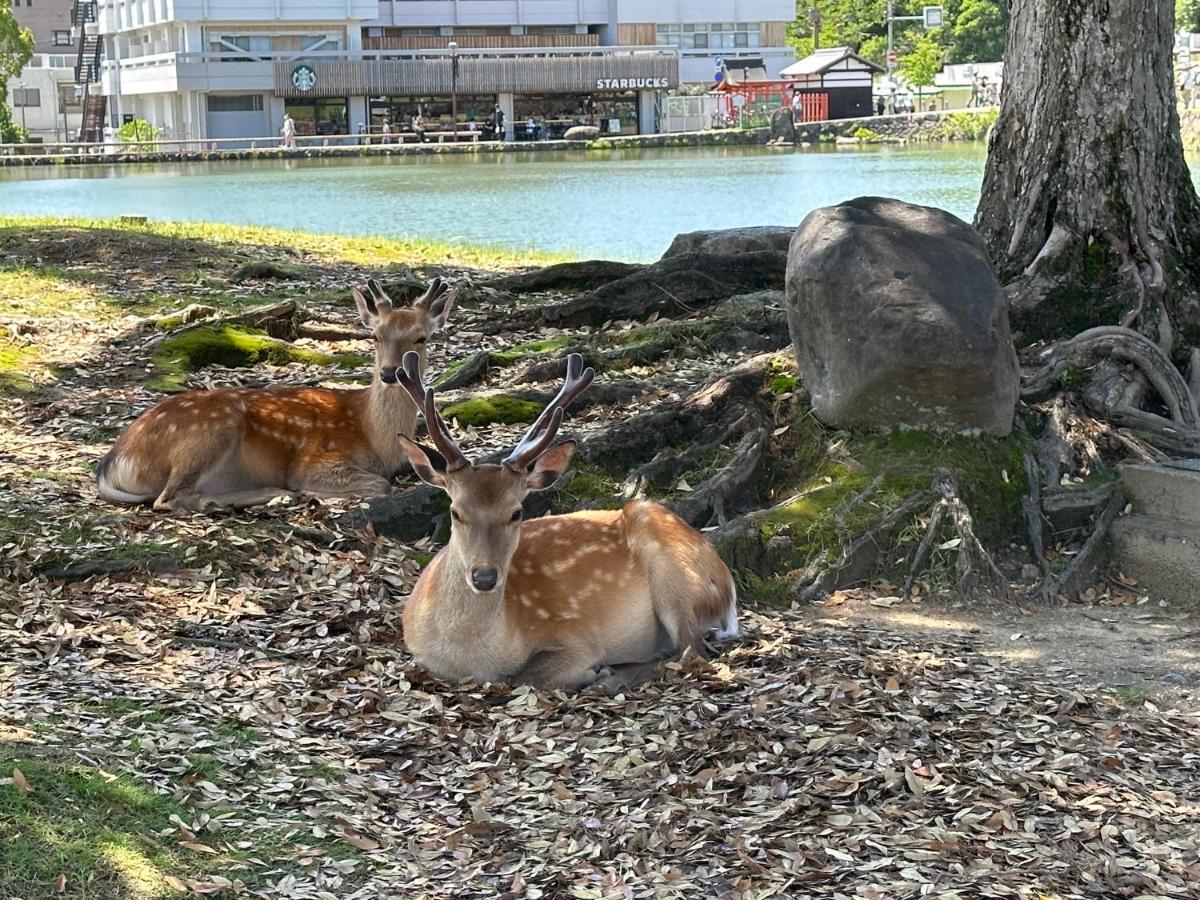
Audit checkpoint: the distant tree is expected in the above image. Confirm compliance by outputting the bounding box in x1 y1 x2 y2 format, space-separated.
900 33 944 107
947 0 1008 62
1179 0 1200 31
0 6 34 143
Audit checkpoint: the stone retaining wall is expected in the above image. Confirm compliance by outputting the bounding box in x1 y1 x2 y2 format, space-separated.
0 108 997 167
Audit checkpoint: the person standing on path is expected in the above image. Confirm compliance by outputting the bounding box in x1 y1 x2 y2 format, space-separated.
281 113 296 149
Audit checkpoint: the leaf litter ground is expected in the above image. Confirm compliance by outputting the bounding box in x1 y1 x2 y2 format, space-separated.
1 225 1198 899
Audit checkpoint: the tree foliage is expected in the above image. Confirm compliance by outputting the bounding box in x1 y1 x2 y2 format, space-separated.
900 33 944 88
788 0 1008 66
0 5 34 143
1180 0 1200 31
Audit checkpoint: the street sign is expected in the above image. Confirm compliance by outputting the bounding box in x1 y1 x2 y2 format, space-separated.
923 6 944 28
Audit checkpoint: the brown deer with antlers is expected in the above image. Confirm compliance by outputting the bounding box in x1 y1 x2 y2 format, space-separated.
97 278 455 511
396 351 740 690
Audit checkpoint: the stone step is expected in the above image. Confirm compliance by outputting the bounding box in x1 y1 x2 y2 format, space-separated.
1118 462 1200 527
1110 514 1200 605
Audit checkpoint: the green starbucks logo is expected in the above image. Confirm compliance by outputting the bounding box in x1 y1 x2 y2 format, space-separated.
291 65 317 92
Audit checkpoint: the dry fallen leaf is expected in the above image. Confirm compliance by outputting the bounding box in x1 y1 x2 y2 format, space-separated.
12 768 31 796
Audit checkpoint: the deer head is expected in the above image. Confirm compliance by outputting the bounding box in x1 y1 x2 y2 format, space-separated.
397 352 594 594
351 277 455 384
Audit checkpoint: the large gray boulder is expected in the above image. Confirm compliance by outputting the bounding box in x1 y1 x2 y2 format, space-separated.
663 226 795 259
786 197 1019 435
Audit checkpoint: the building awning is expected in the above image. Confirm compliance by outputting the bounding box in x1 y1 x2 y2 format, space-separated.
274 51 679 98
780 46 884 78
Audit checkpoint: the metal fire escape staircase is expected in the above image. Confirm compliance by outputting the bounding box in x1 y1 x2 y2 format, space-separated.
71 0 105 141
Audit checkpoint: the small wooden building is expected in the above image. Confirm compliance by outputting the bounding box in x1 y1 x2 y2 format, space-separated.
779 46 883 120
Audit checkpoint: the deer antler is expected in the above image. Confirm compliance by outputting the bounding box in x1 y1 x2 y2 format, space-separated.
505 353 594 471
415 277 449 308
396 351 470 471
366 278 394 314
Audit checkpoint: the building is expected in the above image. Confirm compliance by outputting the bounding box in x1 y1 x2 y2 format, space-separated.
6 2 85 142
90 0 796 142
779 46 881 120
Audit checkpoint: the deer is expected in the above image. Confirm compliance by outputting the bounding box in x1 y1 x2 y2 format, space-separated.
394 351 740 690
96 278 455 511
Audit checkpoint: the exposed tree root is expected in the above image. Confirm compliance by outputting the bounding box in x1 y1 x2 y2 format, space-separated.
294 322 370 342
1035 487 1123 604
144 299 300 347
1023 326 1200 457
1022 451 1049 578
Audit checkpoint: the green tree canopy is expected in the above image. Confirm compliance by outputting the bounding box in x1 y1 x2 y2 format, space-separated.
788 1 1007 66
1180 0 1200 31
0 5 34 143
900 32 944 90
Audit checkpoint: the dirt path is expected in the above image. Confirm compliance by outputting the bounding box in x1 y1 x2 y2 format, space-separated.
803 592 1200 713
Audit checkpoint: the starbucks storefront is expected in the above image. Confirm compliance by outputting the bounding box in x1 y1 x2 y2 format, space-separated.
273 48 678 140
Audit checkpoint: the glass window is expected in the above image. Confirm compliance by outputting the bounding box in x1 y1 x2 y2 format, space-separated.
53 30 71 46
58 83 81 110
13 87 40 107
208 94 264 112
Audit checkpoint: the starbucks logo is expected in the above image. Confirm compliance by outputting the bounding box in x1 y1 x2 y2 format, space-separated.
291 65 317 92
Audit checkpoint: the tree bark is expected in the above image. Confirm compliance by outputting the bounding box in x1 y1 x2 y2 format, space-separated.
975 0 1200 350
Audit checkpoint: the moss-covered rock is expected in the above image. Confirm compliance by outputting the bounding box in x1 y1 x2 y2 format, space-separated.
152 325 365 374
439 395 544 427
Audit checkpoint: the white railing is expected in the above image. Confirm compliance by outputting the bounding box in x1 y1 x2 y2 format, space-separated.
0 129 493 158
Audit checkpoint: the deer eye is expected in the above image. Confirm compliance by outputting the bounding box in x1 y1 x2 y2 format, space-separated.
413 336 428 345
510 509 522 523
451 509 463 524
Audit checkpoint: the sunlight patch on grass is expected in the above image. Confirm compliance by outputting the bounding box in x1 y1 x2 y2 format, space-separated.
0 216 570 271
0 266 103 320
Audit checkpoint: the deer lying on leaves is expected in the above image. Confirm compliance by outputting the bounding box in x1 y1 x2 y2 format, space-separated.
97 278 454 511
395 351 740 690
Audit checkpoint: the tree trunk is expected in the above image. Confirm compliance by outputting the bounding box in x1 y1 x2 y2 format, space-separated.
975 0 1200 352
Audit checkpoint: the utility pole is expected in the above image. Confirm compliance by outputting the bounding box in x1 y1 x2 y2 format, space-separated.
17 82 28 135
886 4 943 74
448 41 459 143
809 4 823 50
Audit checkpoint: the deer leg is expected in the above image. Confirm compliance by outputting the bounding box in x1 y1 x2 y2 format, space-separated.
174 488 300 511
512 648 609 691
290 461 392 499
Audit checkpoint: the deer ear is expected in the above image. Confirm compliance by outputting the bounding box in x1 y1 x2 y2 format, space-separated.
352 287 377 329
427 289 455 334
399 436 448 489
524 441 576 491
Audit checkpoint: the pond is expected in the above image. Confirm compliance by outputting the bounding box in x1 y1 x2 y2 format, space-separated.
0 145 996 262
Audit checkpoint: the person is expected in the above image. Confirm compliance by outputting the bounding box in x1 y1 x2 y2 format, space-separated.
791 89 803 122
876 95 885 116
381 120 392 145
491 104 506 141
357 121 367 145
412 112 426 143
280 113 296 149
525 116 536 140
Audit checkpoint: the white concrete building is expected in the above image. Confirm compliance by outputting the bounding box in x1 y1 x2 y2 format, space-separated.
94 0 795 142
7 53 85 143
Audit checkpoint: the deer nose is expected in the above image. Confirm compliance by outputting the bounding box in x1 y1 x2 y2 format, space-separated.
471 568 499 592
380 366 398 384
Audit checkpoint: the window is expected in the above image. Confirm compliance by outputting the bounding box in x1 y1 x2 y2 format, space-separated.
656 22 761 50
207 94 264 112
53 30 71 46
12 87 41 107
58 83 81 110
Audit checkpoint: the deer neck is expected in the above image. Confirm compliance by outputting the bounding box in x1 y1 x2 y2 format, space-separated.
362 355 423 476
428 542 510 638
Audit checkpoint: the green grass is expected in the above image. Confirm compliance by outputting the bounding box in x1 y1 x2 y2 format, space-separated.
489 336 575 365
0 216 571 272
0 743 225 898
0 740 359 898
0 266 104 320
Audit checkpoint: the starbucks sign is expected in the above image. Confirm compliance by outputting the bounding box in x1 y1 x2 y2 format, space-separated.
291 65 317 93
